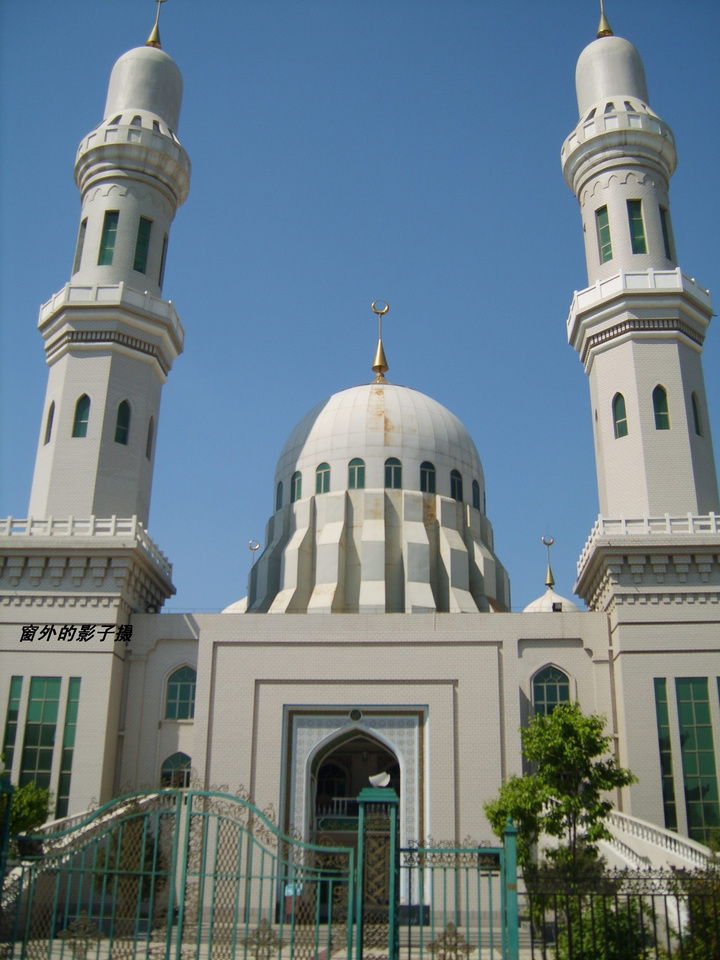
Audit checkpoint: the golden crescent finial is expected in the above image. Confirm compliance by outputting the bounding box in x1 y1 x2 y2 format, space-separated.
597 0 613 38
146 0 167 49
542 536 555 589
371 301 389 383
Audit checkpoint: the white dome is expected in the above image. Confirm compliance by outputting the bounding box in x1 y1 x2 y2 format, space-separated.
575 35 649 117
274 382 485 505
104 45 183 131
523 587 580 614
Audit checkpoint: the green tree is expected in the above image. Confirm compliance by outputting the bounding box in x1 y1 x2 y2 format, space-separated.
1 780 52 836
484 702 636 873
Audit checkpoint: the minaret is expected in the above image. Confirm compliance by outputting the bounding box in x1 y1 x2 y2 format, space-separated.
563 10 719 521
27 15 190 526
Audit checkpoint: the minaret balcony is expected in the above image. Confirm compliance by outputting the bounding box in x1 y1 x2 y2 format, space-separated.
567 267 712 367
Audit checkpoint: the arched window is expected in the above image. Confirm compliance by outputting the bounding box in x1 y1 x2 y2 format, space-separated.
146 417 154 460
165 666 196 720
44 402 55 445
72 394 91 438
450 469 463 502
420 461 436 494
533 666 570 717
276 481 283 511
691 393 702 436
472 479 481 511
115 400 130 445
316 762 350 807
653 385 670 430
613 393 628 438
291 471 302 503
316 462 330 494
161 752 191 788
130 115 142 126
348 458 365 490
385 457 401 489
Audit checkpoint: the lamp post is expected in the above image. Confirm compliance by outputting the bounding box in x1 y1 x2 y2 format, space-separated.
0 756 15 887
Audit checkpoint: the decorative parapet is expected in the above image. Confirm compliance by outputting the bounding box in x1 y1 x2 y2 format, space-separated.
39 281 182 334
577 513 720 575
561 109 672 168
0 516 172 580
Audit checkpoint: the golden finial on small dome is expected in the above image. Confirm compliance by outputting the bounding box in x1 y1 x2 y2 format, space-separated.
371 300 389 383
146 0 167 48
597 0 613 38
542 536 556 589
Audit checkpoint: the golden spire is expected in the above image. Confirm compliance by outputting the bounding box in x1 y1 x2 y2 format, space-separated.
146 0 167 49
542 536 555 589
371 300 389 383
597 0 613 38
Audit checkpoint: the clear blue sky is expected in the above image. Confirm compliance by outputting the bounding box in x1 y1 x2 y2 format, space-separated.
2 1 719 612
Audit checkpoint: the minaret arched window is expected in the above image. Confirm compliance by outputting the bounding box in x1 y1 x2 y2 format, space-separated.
691 393 703 436
97 210 119 266
161 752 191 788
146 417 154 460
660 207 675 261
613 393 628 438
385 458 401 489
472 479 481 511
533 666 570 717
276 481 283 511
420 461 435 494
133 216 153 274
72 218 87 275
72 395 91 438
316 463 330 494
627 200 647 254
653 385 670 430
44 402 55 445
114 400 130 445
165 666 196 720
595 206 612 263
450 470 463 502
291 471 302 503
348 458 365 490
158 234 169 290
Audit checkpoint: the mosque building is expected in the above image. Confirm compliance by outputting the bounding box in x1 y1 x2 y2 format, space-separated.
1 5 719 863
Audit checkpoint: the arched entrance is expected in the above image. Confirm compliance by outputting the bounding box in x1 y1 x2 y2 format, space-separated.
311 731 400 847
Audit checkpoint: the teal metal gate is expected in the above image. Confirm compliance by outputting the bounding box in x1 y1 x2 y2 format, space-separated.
1 789 518 960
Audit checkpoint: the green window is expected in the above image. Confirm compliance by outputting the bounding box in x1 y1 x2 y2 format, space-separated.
653 678 678 831
72 218 87 275
420 461 435 494
627 200 647 254
596 206 612 263
291 471 302 503
2 676 23 774
675 677 719 842
133 216 153 273
115 400 130 445
20 677 61 790
691 393 702 436
348 458 365 490
56 678 81 819
161 752 191 788
165 666 196 720
533 666 570 717
385 457 402 489
158 234 168 290
72 394 91 438
450 469 463 502
97 210 119 266
316 462 330 494
276 481 283 511
653 385 670 430
472 479 481 511
660 207 674 261
146 417 154 460
44 402 55 445
613 393 628 438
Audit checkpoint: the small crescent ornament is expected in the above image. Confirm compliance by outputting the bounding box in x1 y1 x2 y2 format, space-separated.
249 540 260 552
371 300 389 316
542 536 555 548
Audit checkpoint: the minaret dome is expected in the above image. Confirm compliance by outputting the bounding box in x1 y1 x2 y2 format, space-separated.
104 45 183 133
575 35 649 117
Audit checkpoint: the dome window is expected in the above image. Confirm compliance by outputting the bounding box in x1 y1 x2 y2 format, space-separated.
110 114 122 125
533 666 570 717
291 471 302 503
420 461 436 494
653 385 670 430
316 463 330 494
72 394 91 438
604 101 615 113
276 481 283 511
450 470 463 502
348 458 365 490
385 458 401 489
114 400 130 445
130 115 142 126
153 120 160 133
613 393 628 438
472 480 481 511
